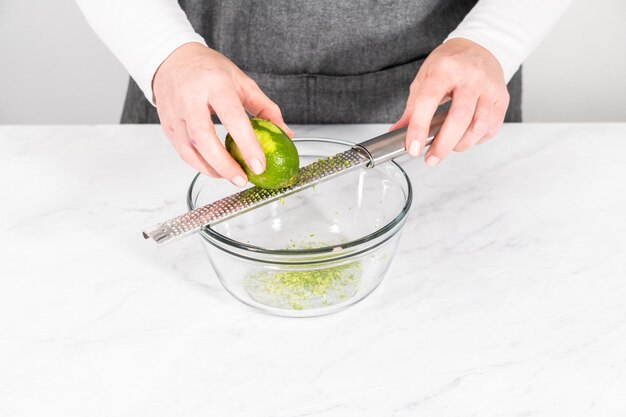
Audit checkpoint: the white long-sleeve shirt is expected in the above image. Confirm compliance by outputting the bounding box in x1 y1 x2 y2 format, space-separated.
75 0 573 104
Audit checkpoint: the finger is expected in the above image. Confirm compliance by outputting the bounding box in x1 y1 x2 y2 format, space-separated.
243 85 293 138
479 94 509 144
425 88 478 166
454 96 492 152
390 95 451 133
184 105 249 188
389 111 410 132
210 87 266 175
162 118 218 177
178 143 220 178
390 75 441 131
405 77 450 157
389 86 418 132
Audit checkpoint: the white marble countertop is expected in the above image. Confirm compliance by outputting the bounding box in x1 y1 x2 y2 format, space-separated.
1 123 626 416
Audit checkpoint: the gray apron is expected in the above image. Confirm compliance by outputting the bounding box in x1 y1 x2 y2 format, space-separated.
121 0 521 124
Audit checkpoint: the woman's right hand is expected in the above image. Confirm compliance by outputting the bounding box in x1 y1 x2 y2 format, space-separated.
152 42 292 188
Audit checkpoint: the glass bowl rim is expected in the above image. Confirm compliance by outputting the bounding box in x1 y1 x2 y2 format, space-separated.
187 137 413 257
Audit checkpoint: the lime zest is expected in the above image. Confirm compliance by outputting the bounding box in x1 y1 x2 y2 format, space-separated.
244 261 362 310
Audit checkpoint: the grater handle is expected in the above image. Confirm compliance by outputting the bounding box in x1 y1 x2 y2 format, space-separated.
355 108 449 166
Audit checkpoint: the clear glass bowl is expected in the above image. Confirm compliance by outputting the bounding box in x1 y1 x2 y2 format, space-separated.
187 138 412 317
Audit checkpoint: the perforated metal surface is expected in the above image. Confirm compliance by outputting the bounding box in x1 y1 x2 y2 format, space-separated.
143 148 370 244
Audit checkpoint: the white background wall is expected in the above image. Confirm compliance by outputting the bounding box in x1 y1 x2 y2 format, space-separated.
1 0 624 124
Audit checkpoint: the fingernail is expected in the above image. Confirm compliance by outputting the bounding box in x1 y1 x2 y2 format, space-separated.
408 141 420 157
232 176 247 188
426 155 440 167
250 158 264 174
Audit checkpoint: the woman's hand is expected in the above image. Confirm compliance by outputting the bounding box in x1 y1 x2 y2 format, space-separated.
390 38 510 166
153 42 292 187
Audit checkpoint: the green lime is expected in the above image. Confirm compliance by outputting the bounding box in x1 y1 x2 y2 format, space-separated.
226 118 299 189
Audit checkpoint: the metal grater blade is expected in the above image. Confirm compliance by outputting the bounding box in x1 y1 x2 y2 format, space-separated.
143 148 371 244
143 109 448 245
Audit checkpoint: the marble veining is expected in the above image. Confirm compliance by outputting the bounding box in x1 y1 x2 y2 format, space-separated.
1 123 625 416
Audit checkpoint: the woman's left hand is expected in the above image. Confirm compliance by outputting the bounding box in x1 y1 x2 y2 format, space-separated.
390 38 510 166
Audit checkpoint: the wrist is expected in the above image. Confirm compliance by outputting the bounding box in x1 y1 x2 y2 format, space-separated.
445 35 513 83
441 37 506 82
152 42 209 103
